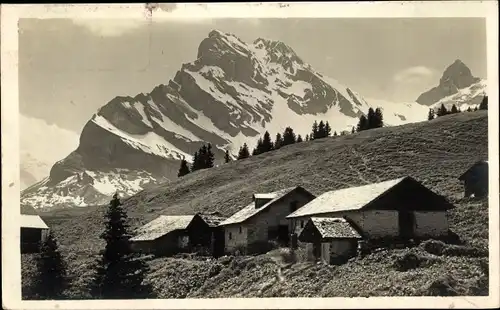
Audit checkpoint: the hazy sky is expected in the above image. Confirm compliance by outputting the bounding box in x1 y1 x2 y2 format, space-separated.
19 17 487 134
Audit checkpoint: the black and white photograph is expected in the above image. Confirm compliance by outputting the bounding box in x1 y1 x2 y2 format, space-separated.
1 2 499 309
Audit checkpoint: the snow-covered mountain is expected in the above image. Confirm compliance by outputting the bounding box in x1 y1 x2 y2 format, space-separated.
417 59 487 110
20 114 79 190
21 29 430 210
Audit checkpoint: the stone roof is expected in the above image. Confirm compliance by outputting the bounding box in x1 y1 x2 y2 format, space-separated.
308 217 361 239
130 215 195 241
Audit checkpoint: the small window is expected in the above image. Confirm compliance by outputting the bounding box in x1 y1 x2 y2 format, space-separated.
300 220 304 228
239 227 242 234
229 232 232 240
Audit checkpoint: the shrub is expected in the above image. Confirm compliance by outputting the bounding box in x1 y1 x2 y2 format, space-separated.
420 239 446 256
392 250 440 271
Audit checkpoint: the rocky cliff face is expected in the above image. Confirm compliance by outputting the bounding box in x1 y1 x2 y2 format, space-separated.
417 59 485 106
21 29 429 210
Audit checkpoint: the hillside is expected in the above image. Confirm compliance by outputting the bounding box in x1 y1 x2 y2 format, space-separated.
21 29 429 210
22 111 489 298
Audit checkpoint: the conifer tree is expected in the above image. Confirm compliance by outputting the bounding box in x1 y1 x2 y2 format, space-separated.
374 108 384 128
367 108 377 129
205 144 215 168
351 126 355 134
296 134 303 143
451 104 459 114
262 131 274 152
428 108 435 120
305 134 310 142
436 104 448 117
474 106 478 111
31 232 68 299
325 121 332 137
274 133 284 149
177 159 190 177
479 95 488 110
224 150 232 163
334 131 338 137
356 115 368 132
467 106 472 112
237 143 250 160
282 127 297 146
191 151 200 171
90 194 155 299
317 121 326 139
311 121 318 140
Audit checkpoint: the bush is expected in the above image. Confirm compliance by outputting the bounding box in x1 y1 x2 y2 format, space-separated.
278 248 298 265
420 239 446 256
392 250 439 271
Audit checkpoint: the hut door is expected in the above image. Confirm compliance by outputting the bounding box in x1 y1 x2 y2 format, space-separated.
398 211 415 239
312 241 321 260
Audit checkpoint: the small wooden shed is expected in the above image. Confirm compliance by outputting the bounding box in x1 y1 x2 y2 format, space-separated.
199 212 226 258
299 217 362 264
21 214 50 254
458 160 489 198
130 214 212 256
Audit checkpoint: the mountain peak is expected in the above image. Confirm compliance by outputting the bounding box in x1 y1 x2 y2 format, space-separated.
416 59 482 106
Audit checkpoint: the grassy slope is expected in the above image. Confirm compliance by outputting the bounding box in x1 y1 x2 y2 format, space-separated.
24 111 489 298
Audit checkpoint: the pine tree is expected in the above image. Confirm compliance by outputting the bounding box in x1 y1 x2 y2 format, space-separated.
474 106 479 111
467 106 472 112
274 133 284 149
252 138 264 156
311 121 318 140
282 127 297 146
296 134 303 143
305 134 310 142
261 131 274 153
479 96 488 110
427 108 435 120
224 150 232 163
177 159 190 177
317 121 326 139
334 131 338 137
198 145 208 169
451 104 459 114
356 115 368 132
31 232 68 299
237 143 250 160
90 194 155 299
374 108 384 128
325 121 332 137
206 144 215 168
351 126 355 134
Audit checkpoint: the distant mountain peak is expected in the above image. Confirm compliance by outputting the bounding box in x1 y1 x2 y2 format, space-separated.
416 59 483 106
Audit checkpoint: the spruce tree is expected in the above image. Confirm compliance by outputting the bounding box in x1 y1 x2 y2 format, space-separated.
356 115 368 132
467 106 472 112
436 104 448 117
428 108 435 120
274 133 284 149
297 134 303 143
198 145 208 169
282 127 297 146
479 96 488 110
90 194 155 299
31 232 68 299
206 144 215 168
177 159 190 177
367 108 376 129
305 134 310 142
474 106 478 111
253 138 264 156
261 131 274 152
317 121 326 139
351 126 355 134
325 121 332 137
237 143 250 160
224 150 232 163
334 131 338 137
311 121 318 140
374 108 384 128
451 104 459 114
191 151 200 172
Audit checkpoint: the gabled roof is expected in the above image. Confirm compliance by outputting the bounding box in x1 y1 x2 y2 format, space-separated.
198 213 226 227
21 214 49 229
219 186 315 226
287 177 407 218
458 160 489 180
130 215 196 241
302 217 362 239
253 193 278 200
